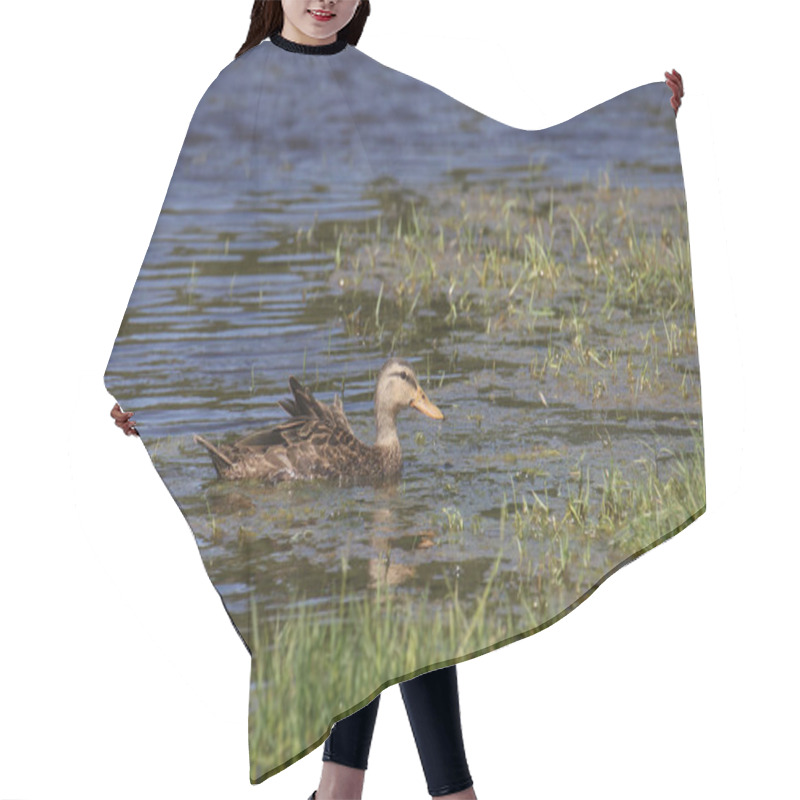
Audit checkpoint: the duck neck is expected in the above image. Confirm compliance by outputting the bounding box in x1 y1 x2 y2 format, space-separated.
374 406 401 451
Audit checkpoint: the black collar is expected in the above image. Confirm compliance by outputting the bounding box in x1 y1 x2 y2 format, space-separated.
269 31 348 55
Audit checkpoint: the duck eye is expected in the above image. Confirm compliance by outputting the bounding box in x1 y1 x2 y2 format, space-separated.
400 371 407 381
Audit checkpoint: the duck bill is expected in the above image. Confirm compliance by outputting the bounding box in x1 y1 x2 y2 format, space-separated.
411 389 444 420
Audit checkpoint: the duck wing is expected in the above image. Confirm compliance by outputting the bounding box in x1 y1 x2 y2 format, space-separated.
281 376 353 432
235 377 354 447
211 377 367 481
231 416 367 481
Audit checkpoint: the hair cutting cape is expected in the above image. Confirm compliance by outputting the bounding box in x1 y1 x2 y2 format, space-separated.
105 34 705 783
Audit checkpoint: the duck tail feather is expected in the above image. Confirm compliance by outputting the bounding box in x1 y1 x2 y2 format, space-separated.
193 434 233 476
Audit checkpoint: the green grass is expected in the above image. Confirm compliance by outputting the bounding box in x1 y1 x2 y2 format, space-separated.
247 436 705 783
312 179 699 406
329 181 692 328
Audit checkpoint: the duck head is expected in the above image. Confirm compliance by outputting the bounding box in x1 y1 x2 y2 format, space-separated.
374 358 444 445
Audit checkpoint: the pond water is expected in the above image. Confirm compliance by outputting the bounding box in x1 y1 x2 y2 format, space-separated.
106 46 701 648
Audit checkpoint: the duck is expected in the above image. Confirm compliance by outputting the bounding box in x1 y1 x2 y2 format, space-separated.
194 358 444 483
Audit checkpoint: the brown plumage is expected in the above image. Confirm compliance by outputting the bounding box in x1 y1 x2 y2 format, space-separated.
194 358 444 484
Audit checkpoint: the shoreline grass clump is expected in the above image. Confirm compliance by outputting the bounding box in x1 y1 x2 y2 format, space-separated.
327 180 691 331
314 178 699 405
246 437 705 782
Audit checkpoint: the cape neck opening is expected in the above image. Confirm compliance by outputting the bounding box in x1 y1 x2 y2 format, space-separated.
269 31 348 55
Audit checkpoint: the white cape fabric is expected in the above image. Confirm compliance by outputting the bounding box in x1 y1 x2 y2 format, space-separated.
105 34 705 782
